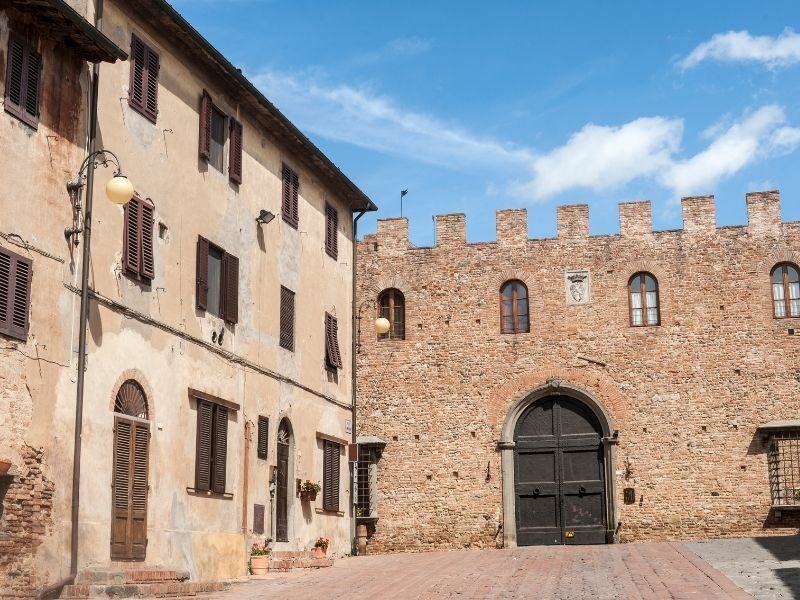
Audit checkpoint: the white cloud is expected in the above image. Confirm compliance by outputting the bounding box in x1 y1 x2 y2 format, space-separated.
251 68 534 170
353 37 431 66
680 28 800 70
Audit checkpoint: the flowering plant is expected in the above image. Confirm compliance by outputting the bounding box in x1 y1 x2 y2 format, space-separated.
300 480 321 494
314 536 329 551
250 542 271 556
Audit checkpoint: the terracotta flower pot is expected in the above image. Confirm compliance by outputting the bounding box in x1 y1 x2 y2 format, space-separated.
250 555 270 575
300 490 317 501
0 460 11 476
312 546 326 559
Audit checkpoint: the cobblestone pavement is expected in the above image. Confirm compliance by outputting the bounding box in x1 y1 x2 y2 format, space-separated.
685 536 800 600
214 542 751 599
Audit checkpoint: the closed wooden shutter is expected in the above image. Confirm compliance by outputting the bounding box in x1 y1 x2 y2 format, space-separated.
111 417 132 559
253 504 265 534
199 90 212 161
279 286 295 351
325 313 342 369
129 34 158 123
212 404 228 494
0 247 32 341
130 420 149 559
5 34 42 128
222 253 239 324
140 201 155 280
325 203 338 259
323 440 340 512
196 236 209 310
229 118 243 184
111 416 150 560
123 198 141 275
257 416 268 459
195 400 213 491
281 165 299 228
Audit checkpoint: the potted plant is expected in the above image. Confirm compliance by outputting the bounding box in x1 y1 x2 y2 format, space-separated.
299 480 321 501
312 536 329 559
250 543 271 575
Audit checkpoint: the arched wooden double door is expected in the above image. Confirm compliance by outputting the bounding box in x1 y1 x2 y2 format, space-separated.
514 395 606 545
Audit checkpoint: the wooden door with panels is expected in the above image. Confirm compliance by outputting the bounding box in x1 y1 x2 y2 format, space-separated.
111 380 150 561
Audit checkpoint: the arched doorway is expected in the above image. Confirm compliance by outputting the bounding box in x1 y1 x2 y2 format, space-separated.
513 394 607 545
275 418 292 542
111 380 150 560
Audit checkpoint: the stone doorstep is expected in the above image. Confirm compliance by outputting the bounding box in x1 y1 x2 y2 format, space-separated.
60 581 229 599
266 557 334 572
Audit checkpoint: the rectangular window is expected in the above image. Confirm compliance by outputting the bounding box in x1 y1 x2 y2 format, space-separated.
325 202 338 260
356 445 378 518
767 431 800 507
195 399 228 494
281 164 299 228
324 312 342 369
209 107 226 172
257 416 269 460
279 286 295 351
0 246 32 341
122 196 155 281
322 440 341 512
196 236 239 323
5 33 42 128
128 34 159 123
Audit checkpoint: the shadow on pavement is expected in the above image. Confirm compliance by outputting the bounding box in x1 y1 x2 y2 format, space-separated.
773 567 800 599
754 535 800 561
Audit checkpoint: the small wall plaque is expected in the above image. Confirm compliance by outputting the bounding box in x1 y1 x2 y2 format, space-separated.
623 487 636 504
565 270 591 305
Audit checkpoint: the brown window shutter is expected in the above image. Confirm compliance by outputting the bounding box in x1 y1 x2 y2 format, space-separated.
253 503 265 534
144 45 159 122
123 198 141 276
323 440 340 512
199 90 212 160
325 313 342 369
140 201 155 280
129 35 146 114
229 118 243 184
222 253 239 324
195 400 213 491
4 34 26 120
130 421 150 559
257 416 268 459
196 236 209 310
279 286 295 351
291 170 300 225
212 404 228 494
325 203 338 259
111 416 132 559
21 46 41 128
0 247 32 341
281 165 298 228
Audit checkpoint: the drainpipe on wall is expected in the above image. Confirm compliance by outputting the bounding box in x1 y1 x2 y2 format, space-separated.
350 209 366 556
37 2 103 598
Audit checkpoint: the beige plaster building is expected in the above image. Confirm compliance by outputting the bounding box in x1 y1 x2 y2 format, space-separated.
0 1 375 596
356 194 800 553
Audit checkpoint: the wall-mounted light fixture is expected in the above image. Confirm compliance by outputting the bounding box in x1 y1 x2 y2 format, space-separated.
256 209 275 226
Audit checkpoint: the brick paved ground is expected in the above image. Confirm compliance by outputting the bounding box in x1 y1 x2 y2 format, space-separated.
215 542 751 599
686 536 800 600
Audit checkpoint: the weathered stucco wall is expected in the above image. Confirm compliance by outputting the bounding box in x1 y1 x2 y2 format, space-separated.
356 194 800 553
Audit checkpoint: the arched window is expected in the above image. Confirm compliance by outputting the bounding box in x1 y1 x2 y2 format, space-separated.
629 272 660 327
772 263 800 318
114 380 148 420
378 289 405 340
500 280 529 334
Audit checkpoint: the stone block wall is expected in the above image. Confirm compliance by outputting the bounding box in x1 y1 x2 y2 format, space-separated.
356 191 800 553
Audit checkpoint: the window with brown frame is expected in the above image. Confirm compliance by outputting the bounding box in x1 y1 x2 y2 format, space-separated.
196 236 239 323
322 439 341 512
257 416 269 460
771 263 800 319
325 202 338 259
282 164 299 228
0 245 32 341
208 106 226 173
195 399 228 494
229 118 243 184
629 272 660 326
378 289 405 340
122 196 155 281
324 312 342 369
4 33 41 128
279 286 295 351
128 34 159 123
500 280 529 334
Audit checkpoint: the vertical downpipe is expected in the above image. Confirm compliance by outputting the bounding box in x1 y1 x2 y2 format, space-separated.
350 210 366 555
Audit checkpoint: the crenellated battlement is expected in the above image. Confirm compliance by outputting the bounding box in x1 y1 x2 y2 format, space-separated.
362 190 792 250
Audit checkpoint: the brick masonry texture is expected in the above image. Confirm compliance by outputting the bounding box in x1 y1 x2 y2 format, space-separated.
356 191 800 553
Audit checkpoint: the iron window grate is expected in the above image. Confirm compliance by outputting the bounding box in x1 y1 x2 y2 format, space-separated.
357 446 374 515
767 432 800 507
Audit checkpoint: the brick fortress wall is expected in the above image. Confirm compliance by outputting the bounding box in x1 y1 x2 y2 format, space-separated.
356 191 800 553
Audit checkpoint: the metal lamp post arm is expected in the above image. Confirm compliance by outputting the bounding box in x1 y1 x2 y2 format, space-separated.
67 148 124 193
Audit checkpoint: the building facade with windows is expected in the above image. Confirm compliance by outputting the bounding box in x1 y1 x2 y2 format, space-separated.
0 0 374 595
355 193 800 553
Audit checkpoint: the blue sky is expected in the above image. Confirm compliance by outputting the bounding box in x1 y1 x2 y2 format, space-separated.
173 0 800 245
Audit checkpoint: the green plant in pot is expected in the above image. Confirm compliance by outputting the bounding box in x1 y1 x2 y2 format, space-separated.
250 543 271 575
300 480 321 501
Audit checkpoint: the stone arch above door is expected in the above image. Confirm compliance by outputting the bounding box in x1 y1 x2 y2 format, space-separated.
109 369 155 421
